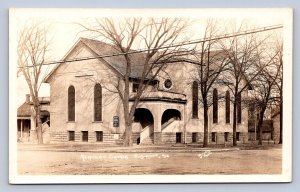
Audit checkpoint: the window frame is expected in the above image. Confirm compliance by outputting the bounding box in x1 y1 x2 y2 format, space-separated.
82 131 88 142
213 89 218 124
192 81 198 119
94 83 102 122
68 85 75 122
68 131 75 141
96 131 103 142
225 91 230 124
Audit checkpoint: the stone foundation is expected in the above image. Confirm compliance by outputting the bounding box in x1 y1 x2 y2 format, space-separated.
185 132 204 143
49 130 249 145
161 132 176 144
153 132 162 145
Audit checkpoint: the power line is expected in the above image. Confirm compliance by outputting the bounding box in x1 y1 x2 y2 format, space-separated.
18 24 283 69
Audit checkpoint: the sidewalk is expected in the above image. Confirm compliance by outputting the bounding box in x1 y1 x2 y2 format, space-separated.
17 142 281 153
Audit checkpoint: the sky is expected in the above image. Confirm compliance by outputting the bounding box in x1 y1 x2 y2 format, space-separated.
10 8 289 107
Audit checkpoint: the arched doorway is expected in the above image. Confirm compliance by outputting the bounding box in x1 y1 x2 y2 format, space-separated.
161 109 182 143
134 108 154 144
161 109 181 125
134 108 154 128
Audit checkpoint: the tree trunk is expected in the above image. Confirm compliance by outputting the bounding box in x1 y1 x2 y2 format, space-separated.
122 106 133 146
203 99 208 147
35 105 43 144
278 86 283 144
257 108 265 145
232 100 237 146
123 122 133 146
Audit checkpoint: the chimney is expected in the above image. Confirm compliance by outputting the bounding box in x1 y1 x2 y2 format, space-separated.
26 94 30 103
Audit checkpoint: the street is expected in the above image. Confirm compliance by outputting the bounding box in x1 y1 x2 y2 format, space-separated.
17 144 282 175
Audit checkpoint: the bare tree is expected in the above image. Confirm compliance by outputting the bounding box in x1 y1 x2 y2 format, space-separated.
249 38 282 145
80 18 191 146
218 24 269 146
17 22 50 144
272 39 283 144
190 20 229 147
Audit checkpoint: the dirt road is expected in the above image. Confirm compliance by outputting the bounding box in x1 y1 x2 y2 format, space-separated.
17 145 282 175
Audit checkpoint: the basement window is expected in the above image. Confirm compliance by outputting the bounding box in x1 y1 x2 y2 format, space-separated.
212 132 216 142
224 132 229 142
192 132 197 143
68 131 75 141
82 131 88 142
236 132 240 141
96 131 103 142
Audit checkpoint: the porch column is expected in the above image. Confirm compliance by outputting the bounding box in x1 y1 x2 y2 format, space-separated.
153 105 162 144
20 120 23 138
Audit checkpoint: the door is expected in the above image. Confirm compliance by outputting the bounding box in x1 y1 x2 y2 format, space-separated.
176 132 182 143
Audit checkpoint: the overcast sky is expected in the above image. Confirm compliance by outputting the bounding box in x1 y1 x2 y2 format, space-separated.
10 8 289 106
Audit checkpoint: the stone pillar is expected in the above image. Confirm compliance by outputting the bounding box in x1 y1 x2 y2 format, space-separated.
153 105 162 145
20 120 23 138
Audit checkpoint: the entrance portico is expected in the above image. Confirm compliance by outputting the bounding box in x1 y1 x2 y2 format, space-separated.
130 90 187 144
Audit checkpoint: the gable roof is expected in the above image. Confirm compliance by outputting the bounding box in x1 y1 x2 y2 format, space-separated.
17 98 50 117
44 38 149 83
17 102 32 117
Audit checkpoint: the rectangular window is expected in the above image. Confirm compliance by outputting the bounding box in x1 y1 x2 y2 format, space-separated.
224 132 229 142
132 82 139 93
176 132 182 143
192 132 197 143
82 131 88 142
96 131 103 142
237 93 242 124
236 132 240 141
212 132 216 142
68 131 75 141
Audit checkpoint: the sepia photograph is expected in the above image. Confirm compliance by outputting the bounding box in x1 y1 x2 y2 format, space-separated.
9 8 292 183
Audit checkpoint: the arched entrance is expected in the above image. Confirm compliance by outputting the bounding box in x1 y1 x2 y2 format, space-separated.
134 108 154 128
161 109 182 143
161 109 181 125
134 108 154 144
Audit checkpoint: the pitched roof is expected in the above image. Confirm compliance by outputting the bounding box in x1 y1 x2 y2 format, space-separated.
17 102 32 117
80 38 148 78
45 38 150 82
17 97 50 117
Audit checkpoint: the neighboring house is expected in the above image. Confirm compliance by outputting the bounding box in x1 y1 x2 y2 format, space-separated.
17 94 50 143
271 108 281 143
44 38 250 145
248 119 274 141
247 106 280 142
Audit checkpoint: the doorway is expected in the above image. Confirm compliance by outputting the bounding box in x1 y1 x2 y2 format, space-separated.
176 132 182 143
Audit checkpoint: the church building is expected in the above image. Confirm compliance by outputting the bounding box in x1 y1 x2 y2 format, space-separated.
43 38 249 145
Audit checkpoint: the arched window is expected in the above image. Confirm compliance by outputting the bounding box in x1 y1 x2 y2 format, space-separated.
192 81 198 118
225 91 230 123
68 85 75 121
237 92 242 123
213 89 218 123
94 83 102 121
